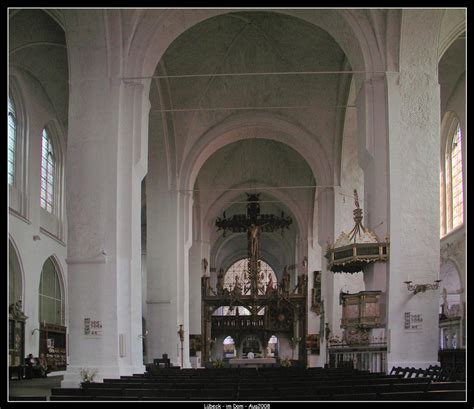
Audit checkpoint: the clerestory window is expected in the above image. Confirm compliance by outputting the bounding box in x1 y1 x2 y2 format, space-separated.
8 97 17 186
443 121 464 234
450 124 464 229
40 128 55 213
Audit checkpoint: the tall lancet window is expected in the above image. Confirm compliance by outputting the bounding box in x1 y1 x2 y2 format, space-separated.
39 258 64 326
8 97 17 186
446 123 464 231
40 128 55 213
440 171 444 237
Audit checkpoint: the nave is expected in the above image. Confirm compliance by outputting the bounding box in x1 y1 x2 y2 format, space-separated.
8 8 466 403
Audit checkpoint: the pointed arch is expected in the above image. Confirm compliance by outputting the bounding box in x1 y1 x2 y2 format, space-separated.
440 112 464 235
38 254 66 326
181 112 330 192
125 9 380 86
8 73 29 218
8 235 25 306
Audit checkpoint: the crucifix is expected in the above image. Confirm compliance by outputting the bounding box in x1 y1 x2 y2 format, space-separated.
215 193 292 296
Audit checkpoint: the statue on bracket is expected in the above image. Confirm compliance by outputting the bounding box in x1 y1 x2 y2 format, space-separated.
280 265 291 294
202 258 209 276
217 268 225 295
9 300 28 321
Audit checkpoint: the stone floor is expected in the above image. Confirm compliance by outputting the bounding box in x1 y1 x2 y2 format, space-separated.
8 375 63 401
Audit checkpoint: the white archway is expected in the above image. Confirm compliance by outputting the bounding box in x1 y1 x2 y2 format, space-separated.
181 114 331 193
8 236 25 306
125 9 381 86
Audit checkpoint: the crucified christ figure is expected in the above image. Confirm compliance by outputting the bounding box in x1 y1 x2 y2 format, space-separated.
249 224 259 258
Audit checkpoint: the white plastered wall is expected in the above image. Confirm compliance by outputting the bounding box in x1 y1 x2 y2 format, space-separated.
8 69 68 367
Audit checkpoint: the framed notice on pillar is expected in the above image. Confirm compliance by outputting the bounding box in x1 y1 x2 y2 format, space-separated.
84 318 102 337
404 312 423 332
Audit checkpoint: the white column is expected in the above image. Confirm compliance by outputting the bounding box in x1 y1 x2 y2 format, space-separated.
317 187 335 368
385 69 440 369
145 169 192 367
384 10 442 369
188 238 210 333
145 188 180 366
177 191 192 368
356 75 390 295
116 81 149 374
62 77 147 386
355 76 390 341
61 11 147 386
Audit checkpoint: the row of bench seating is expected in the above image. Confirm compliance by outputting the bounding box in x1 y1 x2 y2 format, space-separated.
96 378 454 389
49 389 466 401
50 367 466 401
389 365 465 382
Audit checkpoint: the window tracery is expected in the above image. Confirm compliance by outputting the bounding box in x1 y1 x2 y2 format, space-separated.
8 97 17 186
40 128 56 213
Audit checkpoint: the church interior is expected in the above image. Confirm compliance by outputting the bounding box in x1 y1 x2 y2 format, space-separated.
8 8 466 402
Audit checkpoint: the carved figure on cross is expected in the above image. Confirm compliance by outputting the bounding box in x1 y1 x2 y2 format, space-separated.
215 193 292 295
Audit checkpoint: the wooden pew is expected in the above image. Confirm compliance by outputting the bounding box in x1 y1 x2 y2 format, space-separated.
332 392 377 401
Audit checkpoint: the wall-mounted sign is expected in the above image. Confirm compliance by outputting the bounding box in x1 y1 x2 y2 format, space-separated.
84 318 102 336
404 312 423 331
84 318 90 335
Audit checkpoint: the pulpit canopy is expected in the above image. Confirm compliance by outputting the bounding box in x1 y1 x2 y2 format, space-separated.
326 190 389 273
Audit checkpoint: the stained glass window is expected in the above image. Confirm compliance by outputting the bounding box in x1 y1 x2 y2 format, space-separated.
450 124 464 229
40 129 55 213
440 171 444 237
8 97 17 185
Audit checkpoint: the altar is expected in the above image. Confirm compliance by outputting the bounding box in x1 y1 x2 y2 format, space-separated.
228 357 276 368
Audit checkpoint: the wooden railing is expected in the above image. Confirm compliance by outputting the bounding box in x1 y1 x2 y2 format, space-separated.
328 342 387 373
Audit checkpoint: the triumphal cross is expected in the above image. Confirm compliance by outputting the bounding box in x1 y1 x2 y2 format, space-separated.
215 193 292 295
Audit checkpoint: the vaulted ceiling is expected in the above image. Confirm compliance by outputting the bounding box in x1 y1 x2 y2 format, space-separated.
150 11 350 163
9 9 69 130
439 32 466 114
196 139 314 272
148 11 352 267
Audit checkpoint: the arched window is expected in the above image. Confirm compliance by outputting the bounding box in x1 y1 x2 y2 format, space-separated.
223 336 236 358
8 82 28 218
224 258 277 295
266 335 279 357
450 124 464 229
40 128 56 213
440 171 445 237
39 258 64 325
444 121 464 233
8 97 17 186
